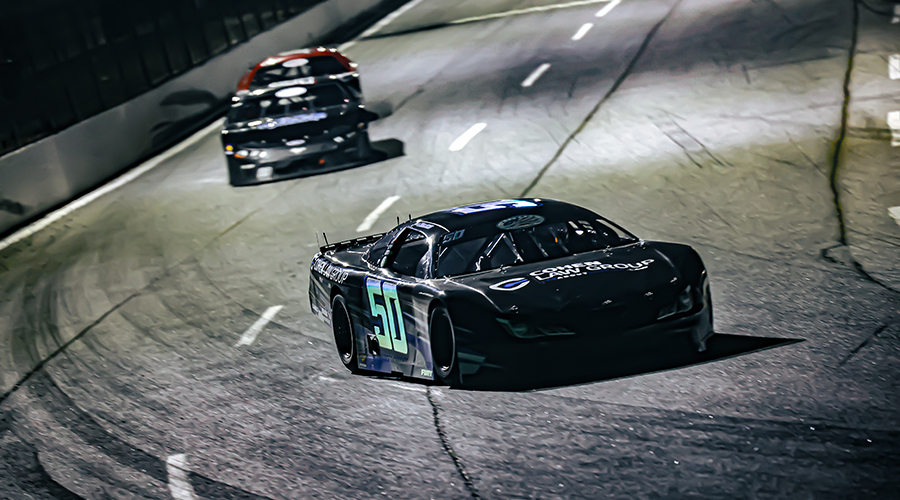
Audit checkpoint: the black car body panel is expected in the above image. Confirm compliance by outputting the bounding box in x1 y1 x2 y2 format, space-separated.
221 81 377 186
309 199 714 385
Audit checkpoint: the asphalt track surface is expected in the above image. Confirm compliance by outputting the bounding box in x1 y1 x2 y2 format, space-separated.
2 0 900 498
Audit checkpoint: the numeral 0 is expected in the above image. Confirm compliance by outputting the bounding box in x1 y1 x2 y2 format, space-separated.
365 278 408 355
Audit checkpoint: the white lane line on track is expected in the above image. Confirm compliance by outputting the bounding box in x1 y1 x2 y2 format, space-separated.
521 63 552 87
339 0 426 50
595 0 621 17
889 111 900 147
0 118 225 253
449 0 614 25
357 195 401 232
889 207 900 228
449 123 487 152
572 22 594 40
166 454 197 500
890 54 900 80
235 305 284 347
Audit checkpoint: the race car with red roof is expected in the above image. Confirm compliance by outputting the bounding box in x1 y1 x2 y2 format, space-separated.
236 47 360 93
308 199 715 388
221 79 377 186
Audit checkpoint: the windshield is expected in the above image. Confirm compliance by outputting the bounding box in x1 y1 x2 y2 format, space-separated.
252 56 347 86
435 217 636 278
228 84 348 122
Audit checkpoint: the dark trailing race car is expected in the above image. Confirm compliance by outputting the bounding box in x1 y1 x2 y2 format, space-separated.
221 80 378 186
236 47 360 93
309 199 714 387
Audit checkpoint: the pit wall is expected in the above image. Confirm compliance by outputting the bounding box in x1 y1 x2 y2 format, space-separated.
0 0 396 236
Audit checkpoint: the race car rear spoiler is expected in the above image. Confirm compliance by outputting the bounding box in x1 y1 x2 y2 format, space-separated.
319 232 384 253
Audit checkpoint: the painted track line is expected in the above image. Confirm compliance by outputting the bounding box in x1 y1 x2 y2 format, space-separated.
595 0 621 17
522 63 552 87
572 22 594 40
450 0 613 25
0 118 225 253
236 305 284 347
889 207 900 228
339 0 426 50
449 123 487 152
890 54 900 80
889 111 900 147
166 454 198 500
357 195 401 232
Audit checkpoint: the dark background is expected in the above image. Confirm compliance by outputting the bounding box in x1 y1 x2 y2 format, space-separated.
0 0 327 157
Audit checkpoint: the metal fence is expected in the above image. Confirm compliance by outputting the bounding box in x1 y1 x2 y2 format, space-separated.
0 0 326 157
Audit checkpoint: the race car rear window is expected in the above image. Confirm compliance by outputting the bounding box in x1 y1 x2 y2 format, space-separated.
228 84 348 122
251 56 347 86
435 218 635 277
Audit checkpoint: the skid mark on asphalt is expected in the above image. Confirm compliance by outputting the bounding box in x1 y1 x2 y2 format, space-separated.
6 373 272 500
0 178 299 406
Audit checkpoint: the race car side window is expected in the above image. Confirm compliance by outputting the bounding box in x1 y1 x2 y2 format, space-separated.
365 230 397 266
387 230 430 278
436 237 489 277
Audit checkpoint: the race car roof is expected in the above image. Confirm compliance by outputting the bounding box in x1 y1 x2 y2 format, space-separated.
418 198 595 233
255 48 351 70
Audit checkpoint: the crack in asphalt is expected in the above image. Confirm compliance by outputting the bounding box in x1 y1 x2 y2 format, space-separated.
825 0 900 297
839 323 891 366
426 387 481 499
520 0 684 197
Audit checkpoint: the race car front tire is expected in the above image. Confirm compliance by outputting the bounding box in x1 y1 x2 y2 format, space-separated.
332 295 361 374
430 306 460 387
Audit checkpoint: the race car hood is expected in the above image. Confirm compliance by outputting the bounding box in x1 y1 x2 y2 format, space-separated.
451 242 687 315
224 105 360 137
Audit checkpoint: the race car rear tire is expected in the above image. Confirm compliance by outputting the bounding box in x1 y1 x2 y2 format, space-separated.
332 295 361 374
429 306 459 387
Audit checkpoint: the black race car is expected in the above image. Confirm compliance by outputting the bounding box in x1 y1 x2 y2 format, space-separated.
309 199 714 387
221 80 377 186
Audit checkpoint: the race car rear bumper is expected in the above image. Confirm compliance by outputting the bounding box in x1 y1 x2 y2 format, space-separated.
226 135 372 186
452 301 714 388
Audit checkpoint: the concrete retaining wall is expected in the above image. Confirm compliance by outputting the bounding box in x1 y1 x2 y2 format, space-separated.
0 0 393 236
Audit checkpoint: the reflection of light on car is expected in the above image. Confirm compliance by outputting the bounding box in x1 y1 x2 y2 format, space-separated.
274 86 309 98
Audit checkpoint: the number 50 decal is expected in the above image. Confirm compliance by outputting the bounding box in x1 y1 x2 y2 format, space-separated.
365 278 408 355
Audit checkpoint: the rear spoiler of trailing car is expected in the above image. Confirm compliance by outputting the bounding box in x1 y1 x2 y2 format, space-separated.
319 232 384 254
